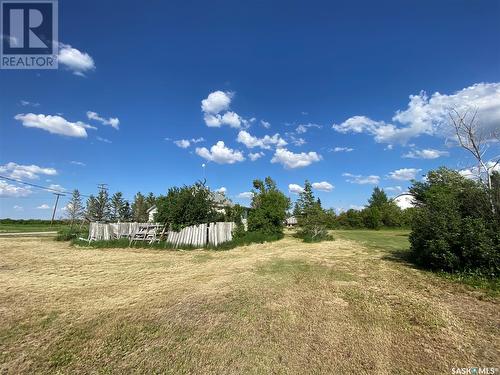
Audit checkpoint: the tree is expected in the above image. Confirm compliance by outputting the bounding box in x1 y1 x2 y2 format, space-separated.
368 187 389 209
155 181 217 230
409 167 499 275
449 108 500 213
85 189 110 222
110 192 126 222
295 180 330 241
66 189 84 225
120 201 132 222
248 177 290 235
132 192 148 222
145 192 156 210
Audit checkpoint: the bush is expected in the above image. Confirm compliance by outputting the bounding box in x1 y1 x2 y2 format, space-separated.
248 177 290 235
56 227 87 241
409 167 500 276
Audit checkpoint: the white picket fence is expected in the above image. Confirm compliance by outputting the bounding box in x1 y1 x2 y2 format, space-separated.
87 221 236 247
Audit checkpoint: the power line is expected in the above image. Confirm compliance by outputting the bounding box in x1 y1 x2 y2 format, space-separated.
0 175 91 197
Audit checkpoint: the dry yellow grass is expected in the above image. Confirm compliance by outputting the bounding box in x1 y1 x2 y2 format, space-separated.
0 233 498 374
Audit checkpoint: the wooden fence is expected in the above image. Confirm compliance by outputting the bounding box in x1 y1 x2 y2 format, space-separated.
88 221 236 247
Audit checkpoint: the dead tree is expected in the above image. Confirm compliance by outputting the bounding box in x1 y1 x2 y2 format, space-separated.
449 108 500 213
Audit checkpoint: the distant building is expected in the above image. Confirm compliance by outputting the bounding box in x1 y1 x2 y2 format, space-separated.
393 194 416 210
147 205 158 222
285 216 298 227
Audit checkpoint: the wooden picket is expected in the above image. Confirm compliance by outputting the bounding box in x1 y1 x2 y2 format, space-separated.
87 221 236 247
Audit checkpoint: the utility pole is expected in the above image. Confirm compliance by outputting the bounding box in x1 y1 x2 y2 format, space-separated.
50 193 65 225
97 183 108 192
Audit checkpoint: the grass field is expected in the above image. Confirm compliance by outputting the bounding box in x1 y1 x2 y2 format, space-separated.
0 230 498 374
0 223 69 233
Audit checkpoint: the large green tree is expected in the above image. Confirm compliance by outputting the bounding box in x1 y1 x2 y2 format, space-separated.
248 177 290 235
155 181 217 230
132 192 148 222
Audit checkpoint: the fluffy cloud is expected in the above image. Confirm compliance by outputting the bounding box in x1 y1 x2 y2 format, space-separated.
271 148 322 169
201 91 232 114
201 91 246 128
332 83 500 144
37 204 50 209
248 152 264 161
58 43 96 76
49 184 66 192
402 148 449 159
195 141 245 164
0 180 32 197
312 181 334 192
388 168 422 181
288 135 306 146
216 187 227 194
14 113 95 138
296 123 322 134
174 139 191 148
237 130 287 150
288 183 304 194
13 205 23 211
86 111 120 130
332 146 354 152
343 173 380 185
459 160 500 179
0 162 57 180
260 120 271 129
237 192 254 199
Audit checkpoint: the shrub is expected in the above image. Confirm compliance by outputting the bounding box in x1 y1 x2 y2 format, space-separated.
248 177 290 235
56 227 87 241
409 167 500 276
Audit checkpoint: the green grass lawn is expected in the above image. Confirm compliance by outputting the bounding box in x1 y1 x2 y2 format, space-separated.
332 229 410 253
0 223 70 233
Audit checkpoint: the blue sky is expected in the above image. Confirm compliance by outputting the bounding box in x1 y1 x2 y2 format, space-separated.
1 0 499 219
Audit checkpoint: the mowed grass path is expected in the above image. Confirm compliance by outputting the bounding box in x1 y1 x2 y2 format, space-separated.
0 231 498 374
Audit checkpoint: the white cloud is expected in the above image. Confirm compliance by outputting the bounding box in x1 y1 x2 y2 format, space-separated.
201 91 232 114
459 160 500 180
288 135 306 146
402 148 449 159
49 184 66 192
0 162 57 180
237 192 254 199
96 136 112 144
385 186 403 193
260 120 271 129
288 183 304 194
174 139 191 148
349 205 365 211
312 181 334 192
296 123 322 134
332 83 500 144
343 173 380 185
237 130 287 150
37 204 50 209
248 152 264 161
86 111 120 130
191 137 205 143
20 100 40 107
216 187 227 194
58 43 96 76
0 181 32 197
70 161 86 166
388 168 422 181
332 147 354 153
14 113 95 138
195 141 245 164
271 148 322 169
13 205 23 211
